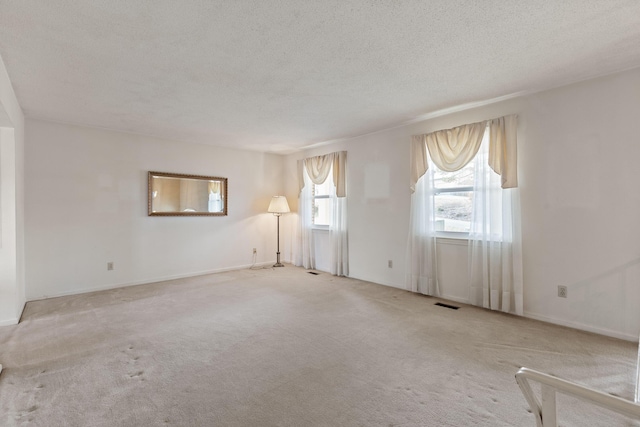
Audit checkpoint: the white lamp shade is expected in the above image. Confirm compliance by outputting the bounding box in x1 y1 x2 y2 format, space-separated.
268 196 290 214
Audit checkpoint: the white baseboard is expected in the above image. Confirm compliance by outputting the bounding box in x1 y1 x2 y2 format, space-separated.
438 294 471 305
343 274 637 342
354 275 637 342
0 301 27 327
348 274 472 306
0 317 19 327
347 273 404 290
27 261 277 302
524 311 639 342
18 300 26 322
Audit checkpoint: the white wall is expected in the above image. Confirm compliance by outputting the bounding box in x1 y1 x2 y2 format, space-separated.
0 54 25 326
25 119 284 300
312 230 331 272
282 126 411 288
285 68 640 341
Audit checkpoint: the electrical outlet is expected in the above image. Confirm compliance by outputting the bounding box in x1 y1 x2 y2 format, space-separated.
107 262 114 271
558 285 567 298
252 248 257 254
388 260 393 268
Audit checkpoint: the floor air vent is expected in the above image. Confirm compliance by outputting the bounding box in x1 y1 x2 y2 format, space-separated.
308 271 320 275
435 302 459 310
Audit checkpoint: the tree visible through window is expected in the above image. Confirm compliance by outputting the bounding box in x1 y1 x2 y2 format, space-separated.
312 169 334 227
433 161 474 233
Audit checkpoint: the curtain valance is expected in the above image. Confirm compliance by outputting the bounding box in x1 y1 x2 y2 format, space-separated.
410 115 518 192
297 151 347 197
488 115 518 189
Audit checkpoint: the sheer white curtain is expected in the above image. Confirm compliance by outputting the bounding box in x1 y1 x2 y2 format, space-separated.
407 121 486 296
295 151 348 276
406 166 439 295
468 116 523 314
295 165 315 269
330 180 349 276
408 115 521 311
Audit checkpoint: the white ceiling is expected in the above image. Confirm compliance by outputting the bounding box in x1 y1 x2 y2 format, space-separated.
1 1 640 153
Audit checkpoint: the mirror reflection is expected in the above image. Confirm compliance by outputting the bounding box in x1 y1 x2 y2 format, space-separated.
148 172 228 216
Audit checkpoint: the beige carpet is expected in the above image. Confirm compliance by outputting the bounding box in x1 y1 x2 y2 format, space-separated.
0 266 637 426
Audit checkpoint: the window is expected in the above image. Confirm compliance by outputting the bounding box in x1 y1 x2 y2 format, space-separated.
432 126 488 235
312 169 334 227
433 161 474 234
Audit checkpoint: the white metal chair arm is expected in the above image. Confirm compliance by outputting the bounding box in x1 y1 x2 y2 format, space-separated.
515 367 640 427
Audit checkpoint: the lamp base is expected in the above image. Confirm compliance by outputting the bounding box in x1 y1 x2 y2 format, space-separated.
273 251 284 267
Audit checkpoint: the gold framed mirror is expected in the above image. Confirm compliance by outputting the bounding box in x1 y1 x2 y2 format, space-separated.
148 171 228 216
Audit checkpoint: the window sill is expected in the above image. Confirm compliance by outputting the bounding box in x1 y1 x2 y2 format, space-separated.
436 235 469 246
436 231 468 239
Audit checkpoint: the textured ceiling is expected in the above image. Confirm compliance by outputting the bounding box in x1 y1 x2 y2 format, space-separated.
1 1 640 153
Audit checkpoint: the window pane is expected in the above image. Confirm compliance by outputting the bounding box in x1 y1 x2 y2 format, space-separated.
434 191 472 232
313 198 332 226
433 161 475 189
314 176 334 196
310 165 334 226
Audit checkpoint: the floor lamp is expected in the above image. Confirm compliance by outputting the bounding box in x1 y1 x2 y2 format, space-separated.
268 196 290 267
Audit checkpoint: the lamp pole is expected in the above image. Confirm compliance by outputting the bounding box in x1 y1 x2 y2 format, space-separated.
268 196 290 268
274 212 283 267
